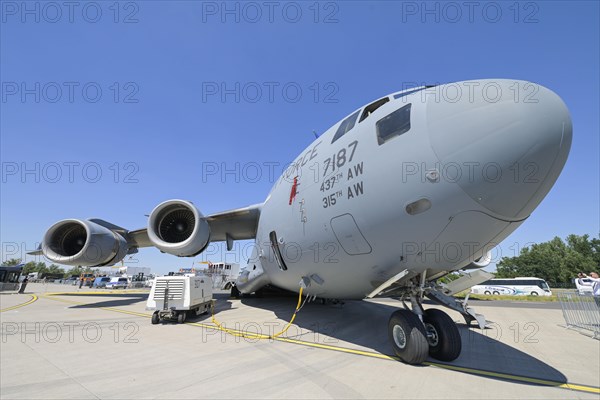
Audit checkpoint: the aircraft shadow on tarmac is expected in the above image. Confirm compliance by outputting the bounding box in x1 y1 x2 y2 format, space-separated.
64 292 233 321
57 290 570 387
64 293 150 309
240 294 569 387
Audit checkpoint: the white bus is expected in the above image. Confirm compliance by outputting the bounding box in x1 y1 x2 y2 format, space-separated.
470 277 552 296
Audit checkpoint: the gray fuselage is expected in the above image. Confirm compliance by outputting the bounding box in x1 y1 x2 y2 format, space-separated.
241 79 572 299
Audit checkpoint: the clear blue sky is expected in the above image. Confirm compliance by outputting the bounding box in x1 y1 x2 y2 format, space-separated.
1 1 598 274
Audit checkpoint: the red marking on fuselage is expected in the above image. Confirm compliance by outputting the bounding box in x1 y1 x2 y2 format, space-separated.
289 176 298 205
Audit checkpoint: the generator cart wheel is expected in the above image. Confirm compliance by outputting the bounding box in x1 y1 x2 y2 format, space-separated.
177 312 186 324
151 311 160 325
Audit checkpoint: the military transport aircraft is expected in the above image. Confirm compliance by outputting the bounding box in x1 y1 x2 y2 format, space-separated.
31 79 572 364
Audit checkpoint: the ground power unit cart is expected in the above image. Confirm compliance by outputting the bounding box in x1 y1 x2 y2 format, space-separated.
147 275 213 324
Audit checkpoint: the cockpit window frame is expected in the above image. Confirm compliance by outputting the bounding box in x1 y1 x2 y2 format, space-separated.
359 97 390 123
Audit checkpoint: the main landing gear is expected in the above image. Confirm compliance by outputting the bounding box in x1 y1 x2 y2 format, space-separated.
388 293 463 365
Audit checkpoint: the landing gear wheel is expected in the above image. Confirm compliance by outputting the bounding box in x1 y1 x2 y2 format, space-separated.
423 309 462 362
177 312 186 324
388 309 429 365
151 311 159 325
231 285 241 299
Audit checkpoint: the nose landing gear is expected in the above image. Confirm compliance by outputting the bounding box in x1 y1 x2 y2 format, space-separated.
422 308 462 361
387 290 464 365
388 309 429 364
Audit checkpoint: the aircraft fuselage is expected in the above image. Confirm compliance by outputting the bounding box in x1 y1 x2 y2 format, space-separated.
244 79 571 299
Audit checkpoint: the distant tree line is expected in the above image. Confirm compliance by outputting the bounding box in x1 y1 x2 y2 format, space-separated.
495 234 600 287
2 259 94 279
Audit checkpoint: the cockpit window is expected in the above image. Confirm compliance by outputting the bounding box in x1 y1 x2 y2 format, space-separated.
359 97 389 122
376 103 411 145
331 110 360 143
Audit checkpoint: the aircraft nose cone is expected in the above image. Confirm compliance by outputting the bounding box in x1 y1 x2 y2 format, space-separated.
427 79 572 220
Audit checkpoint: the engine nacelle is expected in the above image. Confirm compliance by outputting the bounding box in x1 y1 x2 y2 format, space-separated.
462 250 492 270
42 219 128 266
147 200 210 257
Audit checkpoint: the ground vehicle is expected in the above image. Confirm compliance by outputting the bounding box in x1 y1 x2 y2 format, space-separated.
147 275 213 324
574 278 594 295
92 277 111 288
471 277 552 296
0 264 23 291
80 273 95 287
106 277 128 289
27 272 40 280
42 273 64 281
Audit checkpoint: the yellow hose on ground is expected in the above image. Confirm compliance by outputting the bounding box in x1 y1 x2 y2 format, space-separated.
211 286 304 340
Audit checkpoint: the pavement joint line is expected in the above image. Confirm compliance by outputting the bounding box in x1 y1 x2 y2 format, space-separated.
0 294 38 313
40 292 600 395
44 290 149 296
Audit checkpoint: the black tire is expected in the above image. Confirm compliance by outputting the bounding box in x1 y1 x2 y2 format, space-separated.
151 312 159 325
423 309 462 362
484 291 491 295
177 312 186 324
492 291 500 295
530 291 538 296
388 309 429 365
231 285 241 299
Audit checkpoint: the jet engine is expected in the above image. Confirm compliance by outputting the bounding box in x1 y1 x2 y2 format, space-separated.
462 250 492 270
147 200 210 257
42 219 128 266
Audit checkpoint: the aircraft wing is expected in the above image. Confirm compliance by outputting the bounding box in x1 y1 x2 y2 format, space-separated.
28 203 263 261
128 203 262 249
205 203 262 242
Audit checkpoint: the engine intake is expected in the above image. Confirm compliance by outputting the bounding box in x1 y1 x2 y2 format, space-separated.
147 200 210 257
42 219 128 266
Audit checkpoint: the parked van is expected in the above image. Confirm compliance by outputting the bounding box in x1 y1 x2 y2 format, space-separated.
106 277 129 289
92 277 111 288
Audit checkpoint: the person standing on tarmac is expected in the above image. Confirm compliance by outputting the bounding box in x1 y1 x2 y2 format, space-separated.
18 276 29 294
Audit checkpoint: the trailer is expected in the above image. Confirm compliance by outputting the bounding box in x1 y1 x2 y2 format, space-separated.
146 275 213 324
0 264 23 292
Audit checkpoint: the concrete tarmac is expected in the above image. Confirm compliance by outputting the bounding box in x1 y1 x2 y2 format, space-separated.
1 283 599 399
